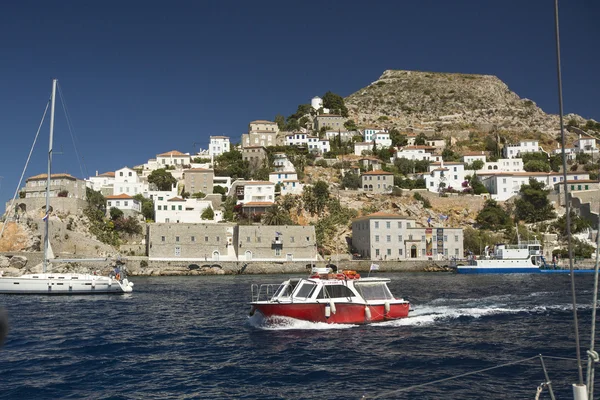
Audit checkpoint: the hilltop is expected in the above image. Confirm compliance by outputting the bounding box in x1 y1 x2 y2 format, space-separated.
344 70 586 136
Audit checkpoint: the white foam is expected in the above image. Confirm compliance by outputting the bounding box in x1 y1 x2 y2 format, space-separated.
247 313 355 330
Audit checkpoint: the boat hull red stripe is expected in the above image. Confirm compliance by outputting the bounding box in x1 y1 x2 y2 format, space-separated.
253 302 409 324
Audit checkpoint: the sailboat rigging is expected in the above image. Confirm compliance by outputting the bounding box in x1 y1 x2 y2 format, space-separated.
0 79 133 294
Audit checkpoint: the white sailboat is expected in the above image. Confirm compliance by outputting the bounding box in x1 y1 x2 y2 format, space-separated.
0 79 133 294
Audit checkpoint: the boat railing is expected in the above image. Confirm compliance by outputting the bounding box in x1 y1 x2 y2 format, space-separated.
251 283 279 302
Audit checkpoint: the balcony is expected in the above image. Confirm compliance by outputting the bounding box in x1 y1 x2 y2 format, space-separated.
271 238 283 249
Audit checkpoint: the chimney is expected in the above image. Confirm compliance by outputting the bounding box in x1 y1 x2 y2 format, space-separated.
96 170 98 176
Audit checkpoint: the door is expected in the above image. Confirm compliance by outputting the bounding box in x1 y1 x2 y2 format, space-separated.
410 245 417 258
212 251 220 261
245 250 252 261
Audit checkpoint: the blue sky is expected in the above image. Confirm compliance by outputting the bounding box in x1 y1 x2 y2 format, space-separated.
0 1 598 213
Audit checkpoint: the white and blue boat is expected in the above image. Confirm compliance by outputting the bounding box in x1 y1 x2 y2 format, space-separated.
456 239 595 274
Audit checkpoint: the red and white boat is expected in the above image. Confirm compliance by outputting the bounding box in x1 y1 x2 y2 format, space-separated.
249 268 410 324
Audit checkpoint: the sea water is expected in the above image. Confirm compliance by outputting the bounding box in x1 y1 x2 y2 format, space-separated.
1 273 599 399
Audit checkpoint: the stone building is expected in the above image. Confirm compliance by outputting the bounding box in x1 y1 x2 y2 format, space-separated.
236 225 317 262
361 170 393 193
351 212 464 261
184 168 214 196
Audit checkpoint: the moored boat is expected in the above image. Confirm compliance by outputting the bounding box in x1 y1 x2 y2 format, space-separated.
249 267 410 324
456 239 595 274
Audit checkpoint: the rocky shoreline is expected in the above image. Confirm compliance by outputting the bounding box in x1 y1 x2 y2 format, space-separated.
0 252 456 277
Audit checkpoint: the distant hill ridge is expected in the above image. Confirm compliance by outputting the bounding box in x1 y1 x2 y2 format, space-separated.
344 69 587 135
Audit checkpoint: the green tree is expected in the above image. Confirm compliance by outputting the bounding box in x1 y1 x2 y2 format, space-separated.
213 185 227 195
274 114 286 131
551 211 591 237
524 160 550 172
476 199 511 230
341 172 361 189
201 206 215 220
442 148 461 162
414 133 427 146
344 119 358 131
214 150 250 179
262 204 293 225
549 154 562 173
514 178 556 222
389 128 408 147
394 158 415 175
322 91 349 117
467 160 484 170
133 194 154 221
148 169 177 191
288 104 312 122
470 175 488 195
463 227 505 256
109 207 124 221
222 196 237 222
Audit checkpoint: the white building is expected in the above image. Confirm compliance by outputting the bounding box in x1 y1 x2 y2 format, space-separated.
209 136 230 161
156 150 192 167
307 136 330 154
480 171 590 201
229 180 276 205
285 132 309 147
155 196 218 223
354 142 373 156
481 158 524 173
269 171 303 195
113 167 148 197
503 140 540 159
462 151 487 164
273 153 296 172
87 171 115 192
106 193 141 216
425 162 466 193
395 146 435 162
362 128 387 142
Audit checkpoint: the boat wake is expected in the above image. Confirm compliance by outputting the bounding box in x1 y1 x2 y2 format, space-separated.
247 313 355 330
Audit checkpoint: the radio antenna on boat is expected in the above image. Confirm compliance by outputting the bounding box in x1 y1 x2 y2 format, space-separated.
554 0 586 395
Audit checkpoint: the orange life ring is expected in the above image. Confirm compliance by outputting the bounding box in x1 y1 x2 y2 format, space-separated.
116 273 121 280
335 273 345 280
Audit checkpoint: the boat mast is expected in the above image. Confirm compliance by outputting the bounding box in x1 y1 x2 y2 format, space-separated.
43 79 57 274
554 0 586 392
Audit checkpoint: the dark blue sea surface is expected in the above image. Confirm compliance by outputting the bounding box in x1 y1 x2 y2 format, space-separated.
1 273 599 399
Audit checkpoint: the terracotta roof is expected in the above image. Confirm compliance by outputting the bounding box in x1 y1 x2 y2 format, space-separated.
167 197 185 202
184 168 214 172
462 151 487 156
106 193 135 199
242 146 267 150
242 181 274 185
362 170 393 175
158 150 187 157
402 145 436 150
269 171 296 174
242 202 274 206
249 130 278 134
433 168 449 171
250 120 276 124
27 173 77 181
353 212 416 221
210 135 230 139
430 161 464 165
556 180 599 184
316 114 343 118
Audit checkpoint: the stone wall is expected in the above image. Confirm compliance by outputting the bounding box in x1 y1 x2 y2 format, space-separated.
6 198 88 218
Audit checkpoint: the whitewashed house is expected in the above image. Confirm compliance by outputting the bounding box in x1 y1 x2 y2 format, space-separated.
480 171 590 201
87 171 115 193
354 142 373 156
503 140 541 159
155 196 218 223
425 162 466 193
228 180 276 205
285 132 309 147
307 136 330 154
462 151 487 164
113 167 148 197
269 171 303 195
157 150 191 167
106 193 141 217
209 136 230 161
273 153 296 172
362 128 387 142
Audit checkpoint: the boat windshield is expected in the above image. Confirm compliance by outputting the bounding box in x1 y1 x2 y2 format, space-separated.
294 282 317 299
273 279 300 298
316 284 355 299
354 282 394 300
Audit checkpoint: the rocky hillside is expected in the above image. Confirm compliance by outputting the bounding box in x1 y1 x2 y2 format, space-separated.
345 69 587 135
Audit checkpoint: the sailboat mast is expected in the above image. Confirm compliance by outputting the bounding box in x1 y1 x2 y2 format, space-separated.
43 79 57 273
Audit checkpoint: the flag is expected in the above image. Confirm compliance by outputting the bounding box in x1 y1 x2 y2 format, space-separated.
370 263 380 271
275 231 282 236
42 212 49 222
427 216 432 226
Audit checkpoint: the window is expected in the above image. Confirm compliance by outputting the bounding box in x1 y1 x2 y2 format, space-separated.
191 236 195 242
444 249 448 256
246 237 250 242
444 235 448 242
171 205 175 210
398 235 402 242
407 223 411 228
161 236 165 242
386 235 391 242
398 222 402 228
455 235 459 242
157 205 161 210
124 201 128 206
375 249 380 256
295 282 316 298
375 222 379 229
375 235 380 242
386 222 390 229
399 249 403 256
421 235 425 241
455 249 459 256
317 285 355 299
290 237 295 243
175 236 180 242
409 235 413 240
217 237 220 242
275 248 281 256
422 249 426 256
175 246 181 256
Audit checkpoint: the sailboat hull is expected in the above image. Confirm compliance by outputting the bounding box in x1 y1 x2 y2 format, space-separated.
0 274 133 294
